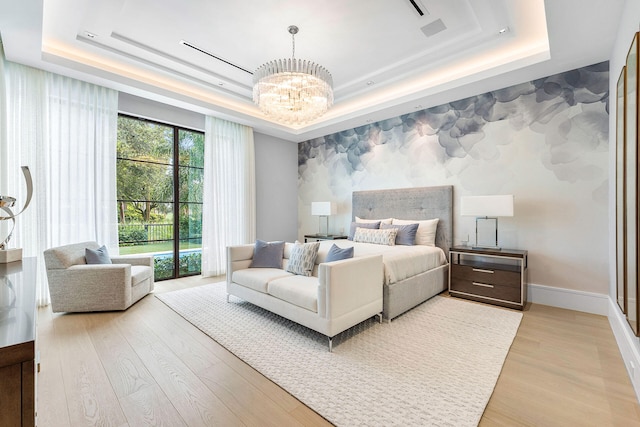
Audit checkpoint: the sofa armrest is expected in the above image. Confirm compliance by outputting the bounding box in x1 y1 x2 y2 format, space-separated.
227 244 255 282
317 254 383 319
110 255 153 267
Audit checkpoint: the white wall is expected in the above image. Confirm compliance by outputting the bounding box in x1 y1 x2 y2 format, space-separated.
254 132 298 242
608 0 640 402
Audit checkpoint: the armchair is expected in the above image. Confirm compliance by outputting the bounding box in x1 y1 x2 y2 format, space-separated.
44 241 154 313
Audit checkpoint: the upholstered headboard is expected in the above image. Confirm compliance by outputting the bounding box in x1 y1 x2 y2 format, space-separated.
352 186 453 256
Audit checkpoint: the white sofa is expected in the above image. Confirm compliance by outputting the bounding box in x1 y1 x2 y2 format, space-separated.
227 242 383 351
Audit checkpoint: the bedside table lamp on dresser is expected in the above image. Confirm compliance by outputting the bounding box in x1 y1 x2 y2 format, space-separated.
311 201 336 236
460 195 514 250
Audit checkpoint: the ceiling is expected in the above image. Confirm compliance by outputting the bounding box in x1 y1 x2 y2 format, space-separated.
0 0 624 142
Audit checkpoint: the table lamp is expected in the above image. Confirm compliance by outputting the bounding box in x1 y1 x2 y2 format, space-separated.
311 202 336 236
460 195 514 250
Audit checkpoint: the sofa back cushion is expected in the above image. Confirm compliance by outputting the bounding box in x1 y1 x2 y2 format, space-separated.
325 244 354 262
250 240 285 268
286 241 320 276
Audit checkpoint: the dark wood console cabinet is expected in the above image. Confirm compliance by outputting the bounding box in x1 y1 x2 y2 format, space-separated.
0 258 37 427
449 247 527 310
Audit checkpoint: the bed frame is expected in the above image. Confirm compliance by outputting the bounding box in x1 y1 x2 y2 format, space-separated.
352 185 453 320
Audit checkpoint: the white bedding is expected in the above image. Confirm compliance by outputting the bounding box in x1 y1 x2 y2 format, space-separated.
316 240 447 285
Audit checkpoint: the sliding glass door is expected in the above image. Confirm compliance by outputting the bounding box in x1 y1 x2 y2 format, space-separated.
116 115 203 280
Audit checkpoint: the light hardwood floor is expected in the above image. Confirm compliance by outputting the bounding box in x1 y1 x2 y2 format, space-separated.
36 276 640 426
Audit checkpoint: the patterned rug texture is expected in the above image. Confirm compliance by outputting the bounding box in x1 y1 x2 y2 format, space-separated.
156 283 522 426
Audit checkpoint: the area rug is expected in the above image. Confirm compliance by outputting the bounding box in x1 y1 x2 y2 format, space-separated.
156 283 522 426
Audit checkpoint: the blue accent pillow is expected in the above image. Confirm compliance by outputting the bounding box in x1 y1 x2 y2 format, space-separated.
85 245 112 264
348 221 381 240
250 240 285 268
325 244 354 262
381 223 419 245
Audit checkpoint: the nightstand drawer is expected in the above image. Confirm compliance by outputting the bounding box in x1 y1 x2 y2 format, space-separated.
450 278 522 303
452 264 520 287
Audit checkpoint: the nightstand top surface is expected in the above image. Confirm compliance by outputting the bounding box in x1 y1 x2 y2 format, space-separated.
450 246 527 258
304 234 348 239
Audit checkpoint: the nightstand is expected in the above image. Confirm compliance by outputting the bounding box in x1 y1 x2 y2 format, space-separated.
449 246 527 310
304 234 348 243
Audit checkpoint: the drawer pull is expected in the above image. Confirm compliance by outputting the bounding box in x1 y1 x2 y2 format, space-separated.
472 282 494 288
472 268 494 274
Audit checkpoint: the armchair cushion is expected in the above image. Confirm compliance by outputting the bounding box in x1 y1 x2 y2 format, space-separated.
85 245 112 264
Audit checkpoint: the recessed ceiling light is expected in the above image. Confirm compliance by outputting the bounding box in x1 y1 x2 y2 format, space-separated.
84 31 97 39
366 81 375 86
218 82 224 86
498 27 510 35
415 104 423 109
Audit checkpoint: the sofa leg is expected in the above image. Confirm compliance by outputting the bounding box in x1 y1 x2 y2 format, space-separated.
376 313 383 324
328 337 333 352
226 294 230 303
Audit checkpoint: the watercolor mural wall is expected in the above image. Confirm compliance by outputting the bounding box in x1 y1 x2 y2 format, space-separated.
298 62 609 294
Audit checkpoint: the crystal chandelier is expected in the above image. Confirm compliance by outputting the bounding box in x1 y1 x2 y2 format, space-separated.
253 25 333 125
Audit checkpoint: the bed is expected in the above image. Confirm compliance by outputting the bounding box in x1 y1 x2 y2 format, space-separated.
350 185 453 320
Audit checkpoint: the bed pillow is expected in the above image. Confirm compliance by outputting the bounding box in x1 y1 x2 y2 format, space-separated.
392 218 439 246
348 221 381 240
286 241 320 276
85 245 112 264
325 244 354 262
250 240 285 268
355 216 393 225
353 227 398 246
381 223 419 246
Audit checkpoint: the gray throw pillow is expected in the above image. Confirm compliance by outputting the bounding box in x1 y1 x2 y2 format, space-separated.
250 240 285 268
381 223 419 245
348 221 381 240
325 244 354 262
85 245 112 264
286 241 320 276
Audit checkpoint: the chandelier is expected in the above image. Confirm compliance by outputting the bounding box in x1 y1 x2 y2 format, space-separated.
253 25 333 125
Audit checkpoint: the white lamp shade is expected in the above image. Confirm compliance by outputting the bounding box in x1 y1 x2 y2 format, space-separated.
311 202 336 216
460 195 514 217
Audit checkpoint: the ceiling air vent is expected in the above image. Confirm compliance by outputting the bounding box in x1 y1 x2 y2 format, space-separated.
408 0 429 16
421 19 447 37
179 40 252 75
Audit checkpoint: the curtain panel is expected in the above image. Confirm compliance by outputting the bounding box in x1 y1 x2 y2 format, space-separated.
1 46 118 306
201 116 256 277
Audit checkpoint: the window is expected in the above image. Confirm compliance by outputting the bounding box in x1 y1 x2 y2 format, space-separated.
116 114 204 280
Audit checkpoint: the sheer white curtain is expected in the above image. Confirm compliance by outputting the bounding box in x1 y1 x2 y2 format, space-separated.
1 48 118 306
201 116 256 277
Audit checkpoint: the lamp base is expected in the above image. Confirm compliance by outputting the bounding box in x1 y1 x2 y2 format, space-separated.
0 248 22 263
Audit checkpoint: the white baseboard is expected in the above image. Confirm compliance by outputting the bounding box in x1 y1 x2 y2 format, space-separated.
528 283 609 316
607 297 640 402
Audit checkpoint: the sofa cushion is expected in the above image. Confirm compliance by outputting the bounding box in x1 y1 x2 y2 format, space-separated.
131 265 152 286
233 268 293 293
325 243 354 262
267 275 319 313
286 241 320 276
250 240 285 268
